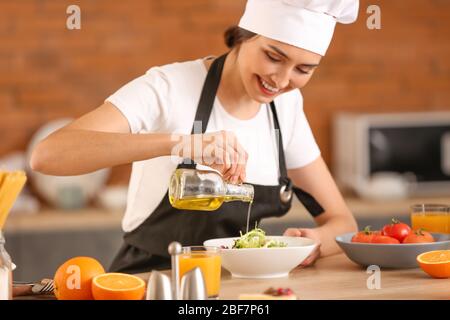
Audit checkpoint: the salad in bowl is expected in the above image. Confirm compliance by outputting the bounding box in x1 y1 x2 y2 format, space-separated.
204 227 317 278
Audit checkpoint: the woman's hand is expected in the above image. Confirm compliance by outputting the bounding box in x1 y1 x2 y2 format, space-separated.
178 131 248 184
283 227 322 267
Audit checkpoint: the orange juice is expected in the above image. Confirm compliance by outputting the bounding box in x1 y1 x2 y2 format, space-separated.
410 204 449 234
411 213 449 233
179 248 221 298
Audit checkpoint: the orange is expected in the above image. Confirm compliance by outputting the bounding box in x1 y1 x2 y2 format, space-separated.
53 256 105 300
417 250 450 279
92 273 146 300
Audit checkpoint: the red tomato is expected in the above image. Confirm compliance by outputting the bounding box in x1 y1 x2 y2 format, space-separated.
351 226 376 243
402 229 435 244
371 234 400 244
381 218 411 242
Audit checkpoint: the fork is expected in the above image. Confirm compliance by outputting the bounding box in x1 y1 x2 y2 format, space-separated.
32 279 54 294
13 279 54 295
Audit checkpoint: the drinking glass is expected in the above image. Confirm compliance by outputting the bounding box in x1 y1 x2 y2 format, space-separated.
410 204 449 234
178 246 221 298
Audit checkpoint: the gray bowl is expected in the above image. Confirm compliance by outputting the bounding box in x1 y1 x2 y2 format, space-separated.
336 232 450 269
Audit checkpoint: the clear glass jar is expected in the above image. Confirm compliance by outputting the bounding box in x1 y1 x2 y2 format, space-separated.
0 231 13 300
169 168 254 211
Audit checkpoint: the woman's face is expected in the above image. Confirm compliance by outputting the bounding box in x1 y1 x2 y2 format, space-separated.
236 36 322 103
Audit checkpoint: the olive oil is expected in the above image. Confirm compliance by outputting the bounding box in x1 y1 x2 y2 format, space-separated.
245 201 253 234
169 195 253 211
169 196 223 211
169 168 254 211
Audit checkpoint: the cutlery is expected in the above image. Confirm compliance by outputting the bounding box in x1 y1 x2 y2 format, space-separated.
13 279 54 295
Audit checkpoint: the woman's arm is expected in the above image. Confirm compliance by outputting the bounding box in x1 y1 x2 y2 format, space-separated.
30 102 248 181
286 156 358 261
30 102 179 176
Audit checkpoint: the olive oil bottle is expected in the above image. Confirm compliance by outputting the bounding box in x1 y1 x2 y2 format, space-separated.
169 168 254 211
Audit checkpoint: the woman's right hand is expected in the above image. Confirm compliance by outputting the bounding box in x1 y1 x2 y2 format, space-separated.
176 131 248 184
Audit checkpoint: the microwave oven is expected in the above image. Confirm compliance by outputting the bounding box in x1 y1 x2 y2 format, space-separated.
333 112 450 198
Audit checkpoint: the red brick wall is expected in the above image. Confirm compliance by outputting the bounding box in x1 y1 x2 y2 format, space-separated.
1 0 449 185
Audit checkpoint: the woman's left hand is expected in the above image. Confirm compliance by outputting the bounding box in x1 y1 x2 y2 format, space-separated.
283 227 322 267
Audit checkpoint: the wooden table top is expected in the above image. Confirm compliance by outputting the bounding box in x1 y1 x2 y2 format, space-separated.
15 253 449 300
137 254 450 300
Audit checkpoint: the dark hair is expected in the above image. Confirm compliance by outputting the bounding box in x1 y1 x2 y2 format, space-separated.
224 26 257 48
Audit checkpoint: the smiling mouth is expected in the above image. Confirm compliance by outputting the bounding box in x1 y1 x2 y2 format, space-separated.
257 76 280 95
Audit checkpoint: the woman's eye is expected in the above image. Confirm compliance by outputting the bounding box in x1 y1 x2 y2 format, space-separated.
265 52 281 62
297 68 310 75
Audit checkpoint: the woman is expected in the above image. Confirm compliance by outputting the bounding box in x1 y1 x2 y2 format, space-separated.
30 0 359 273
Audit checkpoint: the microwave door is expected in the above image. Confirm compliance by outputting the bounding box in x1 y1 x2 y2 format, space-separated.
443 132 450 176
369 126 450 193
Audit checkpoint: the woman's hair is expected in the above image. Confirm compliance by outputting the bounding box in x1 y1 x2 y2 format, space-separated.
224 26 257 48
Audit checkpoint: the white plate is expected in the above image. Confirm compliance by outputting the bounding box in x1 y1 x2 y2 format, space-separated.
204 236 317 279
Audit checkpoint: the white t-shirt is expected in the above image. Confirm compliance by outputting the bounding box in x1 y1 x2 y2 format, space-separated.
106 58 321 232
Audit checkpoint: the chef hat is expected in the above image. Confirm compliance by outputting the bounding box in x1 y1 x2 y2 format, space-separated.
238 0 359 56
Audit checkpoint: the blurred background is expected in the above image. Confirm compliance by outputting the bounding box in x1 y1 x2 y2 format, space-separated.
0 0 449 280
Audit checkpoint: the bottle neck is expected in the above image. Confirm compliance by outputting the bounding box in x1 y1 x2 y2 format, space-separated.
224 183 254 202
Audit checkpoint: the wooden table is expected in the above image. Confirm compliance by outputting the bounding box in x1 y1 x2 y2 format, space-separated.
15 254 449 300
137 254 450 300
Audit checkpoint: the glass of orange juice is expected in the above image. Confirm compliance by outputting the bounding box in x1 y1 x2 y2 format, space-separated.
178 246 221 299
410 204 449 234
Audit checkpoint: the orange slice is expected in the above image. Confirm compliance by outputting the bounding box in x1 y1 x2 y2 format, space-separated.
92 273 146 300
417 250 450 279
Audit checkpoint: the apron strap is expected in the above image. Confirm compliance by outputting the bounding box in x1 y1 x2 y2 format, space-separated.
270 98 324 216
190 53 228 135
269 101 288 180
179 53 227 169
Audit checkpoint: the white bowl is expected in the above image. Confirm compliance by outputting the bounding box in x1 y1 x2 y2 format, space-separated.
204 236 317 279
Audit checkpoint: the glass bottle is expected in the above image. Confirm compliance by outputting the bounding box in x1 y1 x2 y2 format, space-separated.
0 231 13 300
169 168 254 211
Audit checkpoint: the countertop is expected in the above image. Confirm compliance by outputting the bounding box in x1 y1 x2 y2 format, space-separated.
18 253 449 300
137 253 450 300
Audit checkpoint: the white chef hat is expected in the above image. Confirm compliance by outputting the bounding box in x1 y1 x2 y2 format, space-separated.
238 0 359 56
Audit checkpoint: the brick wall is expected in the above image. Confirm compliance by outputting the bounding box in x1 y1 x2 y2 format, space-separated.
1 0 449 185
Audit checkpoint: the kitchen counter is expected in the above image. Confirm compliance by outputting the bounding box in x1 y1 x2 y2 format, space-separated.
16 253 450 300
135 253 450 300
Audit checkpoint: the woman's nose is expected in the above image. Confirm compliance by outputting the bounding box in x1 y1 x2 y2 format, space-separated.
272 70 291 89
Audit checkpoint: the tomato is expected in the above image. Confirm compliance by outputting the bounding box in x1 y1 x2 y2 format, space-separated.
371 234 400 244
351 226 376 243
402 229 435 244
381 218 411 242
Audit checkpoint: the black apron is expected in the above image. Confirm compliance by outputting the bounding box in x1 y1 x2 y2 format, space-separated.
109 53 324 274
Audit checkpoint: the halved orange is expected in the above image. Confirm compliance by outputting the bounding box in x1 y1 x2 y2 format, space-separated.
92 273 146 300
417 250 450 279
